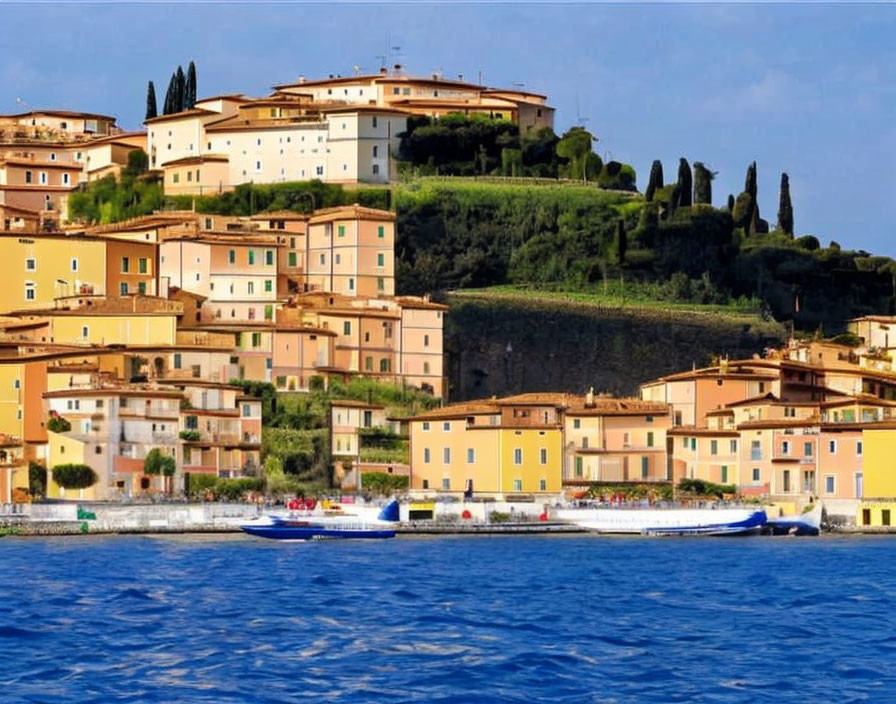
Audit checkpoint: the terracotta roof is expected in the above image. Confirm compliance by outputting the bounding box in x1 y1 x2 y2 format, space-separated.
392 296 449 311
667 425 739 437
4 109 117 122
737 418 821 430
144 108 218 125
330 399 385 410
249 210 310 221
0 157 83 170
567 398 668 416
308 204 395 224
496 392 583 407
160 154 228 167
44 387 183 399
409 401 499 422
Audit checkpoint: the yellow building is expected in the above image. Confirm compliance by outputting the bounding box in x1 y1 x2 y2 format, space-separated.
408 396 564 498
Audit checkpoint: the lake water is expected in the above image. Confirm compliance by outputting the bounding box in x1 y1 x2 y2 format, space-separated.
1 534 894 703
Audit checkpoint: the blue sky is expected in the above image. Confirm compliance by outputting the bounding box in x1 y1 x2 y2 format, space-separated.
2 2 894 255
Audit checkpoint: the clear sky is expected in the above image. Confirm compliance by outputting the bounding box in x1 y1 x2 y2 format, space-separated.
2 2 893 255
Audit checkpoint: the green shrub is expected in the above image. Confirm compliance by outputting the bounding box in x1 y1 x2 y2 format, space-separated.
144 448 176 477
47 416 71 433
28 461 47 498
360 472 409 494
179 430 200 441
186 473 217 499
52 464 98 490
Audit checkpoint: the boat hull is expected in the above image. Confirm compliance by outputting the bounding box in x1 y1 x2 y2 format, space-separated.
765 504 822 536
556 508 768 536
241 525 396 540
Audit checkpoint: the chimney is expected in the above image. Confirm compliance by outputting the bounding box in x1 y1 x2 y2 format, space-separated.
379 67 388 75
393 63 402 72
458 74 464 81
586 387 594 408
298 75 306 84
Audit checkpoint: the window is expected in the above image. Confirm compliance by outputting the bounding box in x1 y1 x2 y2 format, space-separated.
247 282 254 295
265 250 274 266
513 448 522 465
138 258 148 274
539 448 547 465
121 257 129 273
343 321 351 335
81 325 89 338
62 173 70 186
539 479 547 491
248 250 255 265
750 440 761 461
513 479 522 492
422 422 430 431
251 332 261 347
372 116 378 128
377 252 385 267
858 441 863 456
138 281 146 295
365 356 373 371
804 442 813 457
443 421 450 431
264 305 273 320
884 510 892 527
641 456 649 479
442 477 450 491
575 457 583 477
228 249 236 264
173 353 182 369
25 258 36 271
120 282 128 295
424 448 430 463
690 437 696 451
373 145 378 157
349 278 355 291
39 172 47 185
752 468 760 482
378 225 384 238
338 225 345 237
573 419 580 430
443 448 451 464
255 160 262 171
173 173 179 183
467 448 475 464
335 254 341 265
423 362 430 374
423 334 430 348
377 277 385 292
648 432 655 448
288 252 297 267
24 170 32 184
316 166 323 176
71 258 78 272
825 475 835 494
264 280 272 293
781 441 790 455
319 253 326 266
682 437 688 449
730 440 737 453
783 470 791 493
721 465 729 483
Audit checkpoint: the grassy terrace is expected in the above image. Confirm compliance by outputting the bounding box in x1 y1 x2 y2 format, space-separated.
449 284 775 324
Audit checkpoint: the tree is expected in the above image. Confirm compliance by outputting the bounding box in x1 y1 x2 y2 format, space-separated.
556 126 595 181
144 448 176 477
616 219 627 265
645 160 663 202
52 464 98 490
185 61 197 109
745 161 758 200
175 65 186 113
693 162 715 205
778 172 793 236
726 194 735 211
676 158 692 208
47 415 71 433
163 73 177 115
145 81 158 121
124 149 149 177
28 461 47 498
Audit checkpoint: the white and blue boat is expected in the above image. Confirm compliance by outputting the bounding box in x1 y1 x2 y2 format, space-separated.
241 500 400 540
556 506 768 536
765 503 822 536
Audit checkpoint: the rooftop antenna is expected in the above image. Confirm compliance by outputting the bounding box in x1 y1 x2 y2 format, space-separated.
575 93 589 126
376 55 386 69
353 65 361 76
15 97 30 111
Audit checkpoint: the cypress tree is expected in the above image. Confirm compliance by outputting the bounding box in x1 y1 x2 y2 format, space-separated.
175 65 186 112
778 172 794 236
693 162 714 205
616 219 627 265
186 61 197 109
163 72 177 115
145 81 158 121
727 193 735 211
645 160 664 202
745 161 757 200
676 158 692 208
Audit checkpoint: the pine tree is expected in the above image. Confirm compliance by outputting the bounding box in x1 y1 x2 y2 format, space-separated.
145 81 158 121
778 172 794 236
645 160 664 202
616 219 627 265
693 162 714 205
186 61 197 109
676 158 692 208
175 65 186 112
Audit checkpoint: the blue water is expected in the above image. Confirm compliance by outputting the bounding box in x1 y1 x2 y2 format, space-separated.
1 535 895 703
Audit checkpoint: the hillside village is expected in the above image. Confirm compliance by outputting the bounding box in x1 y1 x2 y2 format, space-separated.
3 67 896 528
